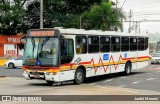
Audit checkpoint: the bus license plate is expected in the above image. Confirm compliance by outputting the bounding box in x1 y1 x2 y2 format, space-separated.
34 75 40 78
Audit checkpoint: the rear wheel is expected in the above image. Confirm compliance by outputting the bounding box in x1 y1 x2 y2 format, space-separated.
74 68 84 85
8 63 14 69
124 62 131 75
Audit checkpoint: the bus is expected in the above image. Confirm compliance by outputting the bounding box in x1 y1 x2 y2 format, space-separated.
22 28 149 85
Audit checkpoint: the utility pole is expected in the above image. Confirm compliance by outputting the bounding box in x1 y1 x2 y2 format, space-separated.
40 0 43 29
139 22 141 34
128 9 132 33
135 21 138 33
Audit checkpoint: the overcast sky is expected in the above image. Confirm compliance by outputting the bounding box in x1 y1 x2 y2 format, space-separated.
112 0 160 34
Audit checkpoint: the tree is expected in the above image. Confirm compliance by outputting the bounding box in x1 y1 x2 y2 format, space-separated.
0 0 27 35
25 0 126 31
79 0 126 31
45 0 103 27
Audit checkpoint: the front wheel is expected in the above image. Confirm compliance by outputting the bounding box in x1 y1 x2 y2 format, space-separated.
124 62 131 75
8 63 15 69
74 68 84 85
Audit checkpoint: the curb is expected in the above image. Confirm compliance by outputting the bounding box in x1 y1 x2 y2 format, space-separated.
0 76 6 78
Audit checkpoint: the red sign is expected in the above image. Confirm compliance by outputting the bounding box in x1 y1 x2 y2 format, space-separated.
8 37 20 43
6 50 16 54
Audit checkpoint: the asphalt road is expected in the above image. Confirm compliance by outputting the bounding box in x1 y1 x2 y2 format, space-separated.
85 64 160 92
0 67 23 78
1 65 160 104
0 64 160 93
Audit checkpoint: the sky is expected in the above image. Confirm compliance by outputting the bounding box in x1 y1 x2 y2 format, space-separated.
112 0 160 34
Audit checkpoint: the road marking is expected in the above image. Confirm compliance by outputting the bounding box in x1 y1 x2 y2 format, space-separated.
104 79 113 82
147 78 156 81
121 89 138 94
119 77 126 79
94 85 138 94
132 81 141 84
118 85 126 87
152 68 160 70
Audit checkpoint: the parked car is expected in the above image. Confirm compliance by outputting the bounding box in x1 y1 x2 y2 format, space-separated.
151 53 160 64
5 56 23 68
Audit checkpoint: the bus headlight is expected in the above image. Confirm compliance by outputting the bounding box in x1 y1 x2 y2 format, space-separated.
52 72 57 75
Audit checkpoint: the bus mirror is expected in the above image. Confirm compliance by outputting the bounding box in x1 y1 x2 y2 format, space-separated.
19 37 26 50
20 37 26 44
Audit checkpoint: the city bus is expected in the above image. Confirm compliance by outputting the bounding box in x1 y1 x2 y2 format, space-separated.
22 28 149 85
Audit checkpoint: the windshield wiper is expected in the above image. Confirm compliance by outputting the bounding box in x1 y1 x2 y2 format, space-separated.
40 37 50 50
41 37 50 46
38 37 50 58
31 38 36 53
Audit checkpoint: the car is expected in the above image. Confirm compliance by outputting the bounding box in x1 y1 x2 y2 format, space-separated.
150 53 160 64
5 56 23 68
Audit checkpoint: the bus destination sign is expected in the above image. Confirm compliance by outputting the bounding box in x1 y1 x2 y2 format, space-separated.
29 30 55 36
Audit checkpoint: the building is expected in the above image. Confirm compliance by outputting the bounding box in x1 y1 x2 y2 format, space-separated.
0 35 24 58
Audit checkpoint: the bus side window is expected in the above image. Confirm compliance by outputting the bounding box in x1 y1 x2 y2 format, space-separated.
121 37 129 52
130 37 137 51
76 36 87 54
111 37 120 52
100 36 110 52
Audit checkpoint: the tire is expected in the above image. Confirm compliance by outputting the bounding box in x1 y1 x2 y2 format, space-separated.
74 68 84 85
124 62 131 75
8 63 15 69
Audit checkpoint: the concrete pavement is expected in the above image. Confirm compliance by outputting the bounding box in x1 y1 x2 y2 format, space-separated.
0 77 159 95
0 77 160 104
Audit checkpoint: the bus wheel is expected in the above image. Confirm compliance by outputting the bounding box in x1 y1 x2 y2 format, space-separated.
124 62 131 75
74 68 84 85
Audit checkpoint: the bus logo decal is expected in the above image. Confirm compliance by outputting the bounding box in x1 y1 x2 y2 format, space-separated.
103 54 109 61
74 57 81 65
36 60 41 65
124 53 127 58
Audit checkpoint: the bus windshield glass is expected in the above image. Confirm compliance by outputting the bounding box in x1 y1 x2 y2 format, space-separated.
23 37 59 66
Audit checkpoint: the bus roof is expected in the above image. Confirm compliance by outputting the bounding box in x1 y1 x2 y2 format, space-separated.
58 28 148 37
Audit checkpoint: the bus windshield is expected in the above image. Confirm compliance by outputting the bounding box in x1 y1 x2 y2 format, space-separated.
23 37 59 66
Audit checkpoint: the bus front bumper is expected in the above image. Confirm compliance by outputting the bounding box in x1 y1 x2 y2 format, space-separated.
23 71 60 82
